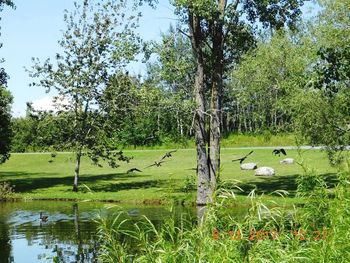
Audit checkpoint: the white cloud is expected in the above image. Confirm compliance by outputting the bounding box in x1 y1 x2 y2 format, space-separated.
31 96 70 112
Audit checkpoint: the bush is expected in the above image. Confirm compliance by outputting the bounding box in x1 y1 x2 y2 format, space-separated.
181 175 196 193
0 182 15 201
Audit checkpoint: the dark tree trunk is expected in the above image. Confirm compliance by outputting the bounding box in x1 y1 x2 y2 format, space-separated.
209 13 224 189
188 11 212 205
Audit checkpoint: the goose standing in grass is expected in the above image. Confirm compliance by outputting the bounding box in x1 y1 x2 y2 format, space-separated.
48 152 57 163
232 151 257 170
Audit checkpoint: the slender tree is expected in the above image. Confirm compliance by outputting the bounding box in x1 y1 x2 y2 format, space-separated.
29 0 141 191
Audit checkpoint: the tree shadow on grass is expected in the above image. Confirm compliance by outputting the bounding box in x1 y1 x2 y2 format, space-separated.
89 179 168 192
0 171 147 193
225 173 338 197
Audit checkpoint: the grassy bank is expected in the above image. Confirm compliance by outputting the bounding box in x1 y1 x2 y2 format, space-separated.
0 148 338 204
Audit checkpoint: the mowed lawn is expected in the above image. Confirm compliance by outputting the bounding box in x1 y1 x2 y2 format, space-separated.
0 148 340 204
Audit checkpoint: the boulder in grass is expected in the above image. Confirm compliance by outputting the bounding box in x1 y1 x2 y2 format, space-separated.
280 158 294 164
255 167 275 176
240 163 258 170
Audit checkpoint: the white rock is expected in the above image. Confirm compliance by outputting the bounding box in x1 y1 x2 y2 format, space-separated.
240 163 257 170
255 167 275 176
280 158 294 164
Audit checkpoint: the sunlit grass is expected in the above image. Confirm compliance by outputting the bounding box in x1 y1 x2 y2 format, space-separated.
0 148 339 204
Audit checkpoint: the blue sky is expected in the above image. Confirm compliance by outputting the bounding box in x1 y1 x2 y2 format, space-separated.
1 0 176 116
1 1 317 117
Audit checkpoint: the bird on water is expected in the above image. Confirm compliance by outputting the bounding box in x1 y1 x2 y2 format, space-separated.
40 212 48 222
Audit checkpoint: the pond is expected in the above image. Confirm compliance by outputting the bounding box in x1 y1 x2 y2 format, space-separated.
0 201 199 263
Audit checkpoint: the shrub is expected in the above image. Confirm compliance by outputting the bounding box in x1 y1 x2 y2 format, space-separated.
0 181 15 201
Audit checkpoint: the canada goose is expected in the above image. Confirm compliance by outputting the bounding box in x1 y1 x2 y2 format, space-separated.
232 151 254 164
40 212 48 222
272 148 287 156
160 150 177 161
145 160 166 169
127 168 142 173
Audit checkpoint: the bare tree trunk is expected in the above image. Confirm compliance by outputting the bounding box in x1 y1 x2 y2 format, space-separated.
208 0 226 190
209 53 222 190
73 151 81 192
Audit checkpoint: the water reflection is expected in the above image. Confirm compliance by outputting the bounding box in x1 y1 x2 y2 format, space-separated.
0 201 197 263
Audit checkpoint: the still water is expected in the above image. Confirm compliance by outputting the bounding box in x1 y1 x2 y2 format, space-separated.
0 201 197 263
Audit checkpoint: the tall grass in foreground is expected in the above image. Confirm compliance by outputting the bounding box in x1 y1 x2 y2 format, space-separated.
97 161 350 262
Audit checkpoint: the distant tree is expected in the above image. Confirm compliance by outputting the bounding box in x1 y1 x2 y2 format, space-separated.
144 26 195 140
230 31 314 133
29 0 141 191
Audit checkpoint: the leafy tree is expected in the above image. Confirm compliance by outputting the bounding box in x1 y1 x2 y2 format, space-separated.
0 0 14 164
0 85 12 163
170 0 306 205
29 0 141 191
293 0 350 165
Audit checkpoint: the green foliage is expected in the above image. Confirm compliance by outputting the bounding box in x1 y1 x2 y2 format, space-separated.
0 85 12 164
230 31 313 132
293 0 350 165
0 0 14 164
0 0 14 11
181 174 196 193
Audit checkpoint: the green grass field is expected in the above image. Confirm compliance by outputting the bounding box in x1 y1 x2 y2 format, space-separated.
0 148 340 205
